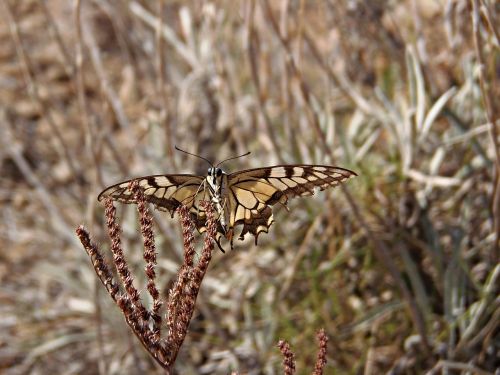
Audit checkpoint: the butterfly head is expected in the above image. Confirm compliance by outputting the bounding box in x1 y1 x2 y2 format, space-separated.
207 167 225 195
208 167 224 178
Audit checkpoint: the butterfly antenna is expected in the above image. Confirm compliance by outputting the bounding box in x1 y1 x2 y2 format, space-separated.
216 151 251 168
175 146 214 167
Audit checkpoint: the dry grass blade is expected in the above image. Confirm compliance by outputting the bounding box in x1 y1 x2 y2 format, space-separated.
129 1 197 67
2 0 82 182
472 0 500 256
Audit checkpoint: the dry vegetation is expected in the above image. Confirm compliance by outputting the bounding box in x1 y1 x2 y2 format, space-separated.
0 0 499 374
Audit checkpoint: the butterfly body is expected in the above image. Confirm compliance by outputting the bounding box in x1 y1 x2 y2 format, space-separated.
205 167 229 231
98 164 357 251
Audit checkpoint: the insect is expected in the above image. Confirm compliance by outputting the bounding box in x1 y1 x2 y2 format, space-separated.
98 147 357 251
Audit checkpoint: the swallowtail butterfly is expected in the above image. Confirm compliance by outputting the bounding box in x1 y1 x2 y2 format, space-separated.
98 148 357 251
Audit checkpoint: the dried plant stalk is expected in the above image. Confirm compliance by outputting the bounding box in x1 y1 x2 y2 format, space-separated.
277 329 330 375
166 204 196 348
76 226 120 300
278 339 296 375
76 191 218 372
104 198 150 324
313 329 328 375
130 180 163 345
168 200 217 363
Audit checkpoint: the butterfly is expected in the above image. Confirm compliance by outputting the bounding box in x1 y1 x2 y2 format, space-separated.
98 147 357 251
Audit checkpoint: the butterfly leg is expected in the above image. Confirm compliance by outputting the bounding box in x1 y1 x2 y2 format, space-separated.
192 180 207 219
227 228 234 250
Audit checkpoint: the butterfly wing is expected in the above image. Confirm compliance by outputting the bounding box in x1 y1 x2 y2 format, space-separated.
226 165 357 244
98 165 357 250
99 174 234 250
98 174 206 217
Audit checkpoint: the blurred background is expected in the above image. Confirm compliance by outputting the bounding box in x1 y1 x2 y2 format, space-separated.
0 0 498 374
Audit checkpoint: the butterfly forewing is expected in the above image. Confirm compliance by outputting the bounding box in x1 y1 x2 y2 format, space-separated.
98 174 205 217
